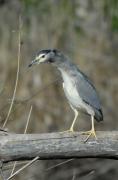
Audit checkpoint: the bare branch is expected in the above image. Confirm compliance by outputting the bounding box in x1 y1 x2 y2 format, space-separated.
46 159 73 171
0 131 118 162
7 156 39 180
2 15 22 128
10 105 32 176
24 106 32 134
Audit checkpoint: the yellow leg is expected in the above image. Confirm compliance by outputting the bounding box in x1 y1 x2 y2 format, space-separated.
69 109 78 132
60 108 78 133
82 115 97 142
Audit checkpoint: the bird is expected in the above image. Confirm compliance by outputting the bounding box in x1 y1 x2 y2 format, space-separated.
28 49 103 141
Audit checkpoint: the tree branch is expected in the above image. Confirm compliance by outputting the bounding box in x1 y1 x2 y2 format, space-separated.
0 131 118 162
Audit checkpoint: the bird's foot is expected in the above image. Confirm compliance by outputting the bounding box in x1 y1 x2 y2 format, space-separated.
82 129 97 142
0 128 8 132
59 127 75 134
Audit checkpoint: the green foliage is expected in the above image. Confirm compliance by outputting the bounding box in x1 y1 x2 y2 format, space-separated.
21 0 76 17
21 0 50 15
112 15 118 31
21 0 41 8
103 0 118 31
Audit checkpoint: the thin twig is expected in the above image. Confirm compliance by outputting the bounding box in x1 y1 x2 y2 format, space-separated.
24 106 32 134
46 159 74 171
2 15 22 128
3 161 29 171
0 77 60 116
10 161 17 178
24 159 74 180
10 106 32 176
7 156 39 180
72 169 76 180
9 76 61 104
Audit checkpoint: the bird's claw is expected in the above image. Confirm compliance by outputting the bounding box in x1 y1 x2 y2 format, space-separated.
82 129 97 142
59 127 75 133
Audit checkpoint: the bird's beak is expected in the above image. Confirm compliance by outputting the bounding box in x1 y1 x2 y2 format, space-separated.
28 58 39 68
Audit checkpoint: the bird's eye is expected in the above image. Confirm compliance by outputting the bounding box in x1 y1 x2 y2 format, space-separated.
42 55 45 58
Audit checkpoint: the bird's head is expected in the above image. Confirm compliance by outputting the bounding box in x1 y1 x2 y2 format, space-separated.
28 49 64 68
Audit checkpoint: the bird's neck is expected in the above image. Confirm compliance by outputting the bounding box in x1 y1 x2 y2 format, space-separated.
58 57 76 72
57 58 77 82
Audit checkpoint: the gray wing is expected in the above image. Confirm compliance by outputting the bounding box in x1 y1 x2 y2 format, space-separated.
75 70 101 111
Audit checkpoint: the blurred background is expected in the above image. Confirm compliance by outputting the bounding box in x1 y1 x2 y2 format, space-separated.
0 0 118 179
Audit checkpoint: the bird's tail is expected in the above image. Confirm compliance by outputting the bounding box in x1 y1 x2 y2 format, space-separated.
95 109 103 122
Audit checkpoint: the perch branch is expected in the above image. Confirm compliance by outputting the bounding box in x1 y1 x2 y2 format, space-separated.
0 131 118 162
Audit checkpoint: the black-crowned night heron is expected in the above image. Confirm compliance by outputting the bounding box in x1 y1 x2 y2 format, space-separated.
29 49 103 141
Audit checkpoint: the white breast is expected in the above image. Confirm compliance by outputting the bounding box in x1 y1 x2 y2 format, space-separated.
60 69 83 108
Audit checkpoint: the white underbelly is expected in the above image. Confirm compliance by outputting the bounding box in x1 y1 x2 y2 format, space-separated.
63 82 94 116
63 82 83 109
